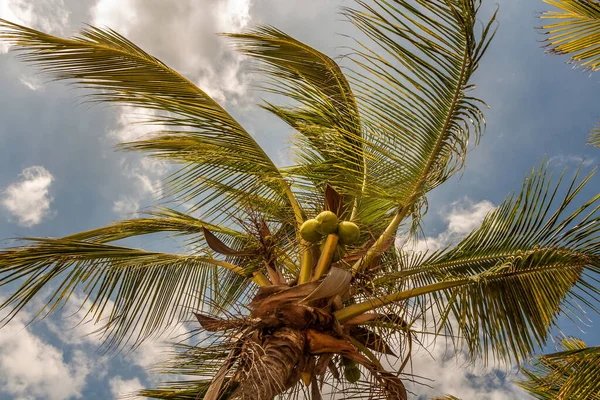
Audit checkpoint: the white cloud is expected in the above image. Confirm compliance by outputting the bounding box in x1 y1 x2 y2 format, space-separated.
393 197 526 398
90 0 137 36
0 309 91 400
2 166 55 227
216 0 251 32
405 198 495 253
0 0 70 53
86 0 255 216
105 107 168 217
89 0 253 105
18 74 43 91
112 196 140 217
109 376 144 399
405 343 523 399
548 154 596 168
445 199 495 236
48 291 190 377
107 106 159 143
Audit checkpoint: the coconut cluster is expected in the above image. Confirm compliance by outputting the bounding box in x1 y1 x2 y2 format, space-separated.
300 211 360 245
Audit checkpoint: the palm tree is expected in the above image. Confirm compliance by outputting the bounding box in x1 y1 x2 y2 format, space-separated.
539 0 600 147
1 1 599 398
518 337 600 399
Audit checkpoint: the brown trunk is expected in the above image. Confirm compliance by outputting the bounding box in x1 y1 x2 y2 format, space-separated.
230 327 306 400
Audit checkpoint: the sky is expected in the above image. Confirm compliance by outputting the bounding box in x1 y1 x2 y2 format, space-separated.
0 0 599 399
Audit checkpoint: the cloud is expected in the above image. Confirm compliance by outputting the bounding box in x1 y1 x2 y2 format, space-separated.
0 307 91 400
112 196 140 218
90 0 137 36
2 165 55 227
405 343 523 399
405 198 495 253
109 376 144 399
0 0 70 53
393 198 526 398
548 154 596 169
89 0 252 104
90 0 255 218
18 74 43 91
48 291 190 378
105 107 168 217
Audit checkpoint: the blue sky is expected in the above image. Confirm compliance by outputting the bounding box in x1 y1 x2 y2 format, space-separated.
0 0 598 399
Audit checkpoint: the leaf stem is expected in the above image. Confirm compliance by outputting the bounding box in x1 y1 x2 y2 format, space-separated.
352 207 407 274
312 234 339 281
334 280 468 323
351 36 472 275
200 258 270 286
298 243 314 285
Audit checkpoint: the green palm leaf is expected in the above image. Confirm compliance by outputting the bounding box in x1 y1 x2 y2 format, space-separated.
540 0 600 72
329 0 499 272
226 26 367 219
589 124 600 147
518 337 600 399
0 238 258 349
337 163 600 364
344 0 497 211
136 343 235 399
0 19 302 225
65 207 243 243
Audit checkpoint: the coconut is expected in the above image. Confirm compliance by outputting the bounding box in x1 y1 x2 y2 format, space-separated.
343 358 361 383
337 221 360 244
300 219 323 242
315 211 339 234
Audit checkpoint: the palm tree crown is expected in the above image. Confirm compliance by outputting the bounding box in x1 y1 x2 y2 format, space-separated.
1 0 599 398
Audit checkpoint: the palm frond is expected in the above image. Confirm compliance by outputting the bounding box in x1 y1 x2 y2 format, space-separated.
338 163 600 364
138 342 234 399
0 19 300 224
344 0 497 212
226 26 366 219
540 0 600 71
0 238 257 349
589 123 600 147
65 207 243 243
518 337 600 399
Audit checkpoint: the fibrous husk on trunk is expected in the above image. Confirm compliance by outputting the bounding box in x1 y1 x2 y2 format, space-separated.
230 327 306 400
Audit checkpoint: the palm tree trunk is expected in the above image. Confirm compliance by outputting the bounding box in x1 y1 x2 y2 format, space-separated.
231 328 306 400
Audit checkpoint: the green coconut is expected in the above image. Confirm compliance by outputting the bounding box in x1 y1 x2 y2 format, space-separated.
337 221 360 244
316 211 339 234
300 219 323 242
343 358 361 383
320 241 346 262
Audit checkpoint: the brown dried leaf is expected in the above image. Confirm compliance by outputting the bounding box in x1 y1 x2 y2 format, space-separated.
303 267 352 303
343 313 383 326
311 374 322 400
193 313 234 332
266 264 285 285
324 183 344 216
306 329 356 354
202 227 258 257
316 353 334 376
249 282 319 311
350 326 397 356
204 358 232 400
259 219 272 239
